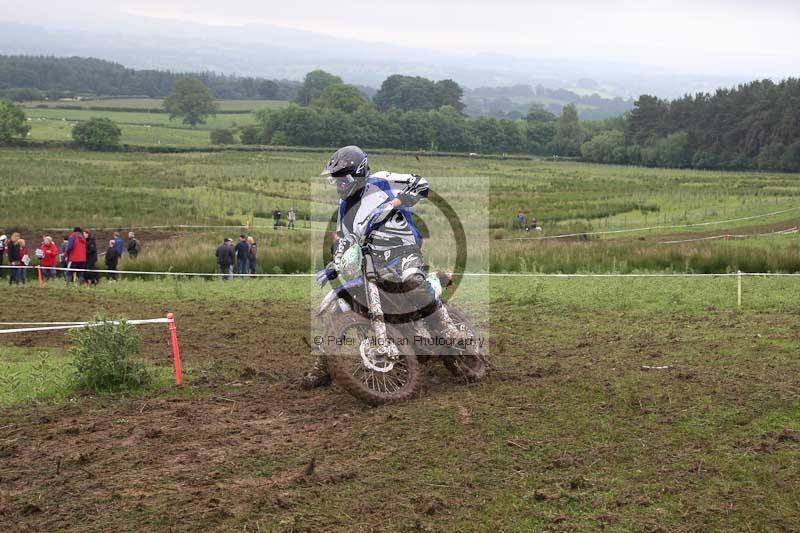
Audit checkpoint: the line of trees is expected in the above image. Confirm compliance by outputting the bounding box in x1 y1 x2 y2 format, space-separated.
0 55 300 100
581 79 800 171
243 71 800 171
240 70 562 153
3 55 798 171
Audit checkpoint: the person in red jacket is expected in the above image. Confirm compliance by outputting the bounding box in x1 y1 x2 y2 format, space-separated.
38 236 59 281
65 227 87 283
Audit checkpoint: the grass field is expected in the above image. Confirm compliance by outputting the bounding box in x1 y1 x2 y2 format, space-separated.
26 117 216 146
20 99 288 146
23 98 290 112
1 275 799 530
24 108 259 130
2 143 800 530
1 147 798 274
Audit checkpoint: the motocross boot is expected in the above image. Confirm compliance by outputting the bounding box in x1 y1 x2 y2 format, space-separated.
300 355 332 389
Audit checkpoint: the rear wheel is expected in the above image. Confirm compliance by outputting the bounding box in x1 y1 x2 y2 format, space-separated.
442 305 488 382
325 314 421 406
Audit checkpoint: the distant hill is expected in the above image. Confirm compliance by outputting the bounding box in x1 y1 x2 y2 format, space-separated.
0 20 752 100
463 85 633 121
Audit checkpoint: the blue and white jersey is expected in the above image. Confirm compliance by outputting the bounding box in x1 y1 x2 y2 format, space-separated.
337 171 429 252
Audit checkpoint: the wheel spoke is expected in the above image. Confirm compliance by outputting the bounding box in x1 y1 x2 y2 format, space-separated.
385 373 401 391
383 375 397 392
338 322 418 396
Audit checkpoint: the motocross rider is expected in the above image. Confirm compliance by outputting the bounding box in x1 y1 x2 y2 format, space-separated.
302 145 468 388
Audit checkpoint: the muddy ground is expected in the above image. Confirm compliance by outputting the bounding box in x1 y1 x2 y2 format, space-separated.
1 287 800 531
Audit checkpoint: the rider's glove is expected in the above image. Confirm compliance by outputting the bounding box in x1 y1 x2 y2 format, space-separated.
315 262 338 287
355 202 396 242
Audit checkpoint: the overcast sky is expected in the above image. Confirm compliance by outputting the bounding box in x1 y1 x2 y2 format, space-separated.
2 0 798 76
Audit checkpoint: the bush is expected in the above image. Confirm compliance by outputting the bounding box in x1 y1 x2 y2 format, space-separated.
640 131 691 168
239 125 263 145
580 130 628 163
781 142 800 171
70 318 150 392
0 99 31 143
210 128 236 145
72 117 122 150
270 130 289 146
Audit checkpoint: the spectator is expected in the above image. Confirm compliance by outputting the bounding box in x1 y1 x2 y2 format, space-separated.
235 234 250 276
113 231 124 256
18 238 30 285
38 236 59 280
65 227 87 283
127 231 140 258
287 208 296 229
59 236 70 282
34 241 44 262
84 231 99 285
516 210 527 230
247 236 257 275
215 237 234 281
273 209 282 229
0 234 6 280
7 233 23 285
105 239 119 281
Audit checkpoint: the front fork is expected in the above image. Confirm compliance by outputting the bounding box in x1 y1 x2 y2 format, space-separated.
364 274 399 359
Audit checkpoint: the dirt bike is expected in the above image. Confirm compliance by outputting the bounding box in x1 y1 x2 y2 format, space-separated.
315 241 487 406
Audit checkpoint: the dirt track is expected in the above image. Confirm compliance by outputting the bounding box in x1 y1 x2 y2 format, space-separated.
2 288 800 531
0 290 486 531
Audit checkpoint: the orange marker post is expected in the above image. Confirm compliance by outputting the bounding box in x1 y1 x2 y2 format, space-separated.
166 312 183 385
37 266 44 288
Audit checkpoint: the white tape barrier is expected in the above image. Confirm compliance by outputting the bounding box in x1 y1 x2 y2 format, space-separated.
41 224 324 233
463 272 800 277
0 265 311 278
2 265 799 279
0 318 169 335
502 206 800 242
0 321 87 326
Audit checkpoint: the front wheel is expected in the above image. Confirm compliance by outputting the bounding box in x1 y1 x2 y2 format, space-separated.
325 314 421 406
442 305 488 382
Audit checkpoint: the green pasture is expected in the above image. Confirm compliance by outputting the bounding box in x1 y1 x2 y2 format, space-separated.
26 118 213 145
24 107 259 130
23 98 289 112
1 147 799 273
489 161 800 233
3 134 799 530
23 103 266 145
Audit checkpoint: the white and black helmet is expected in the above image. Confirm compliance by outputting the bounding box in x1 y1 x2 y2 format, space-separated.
321 145 370 199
